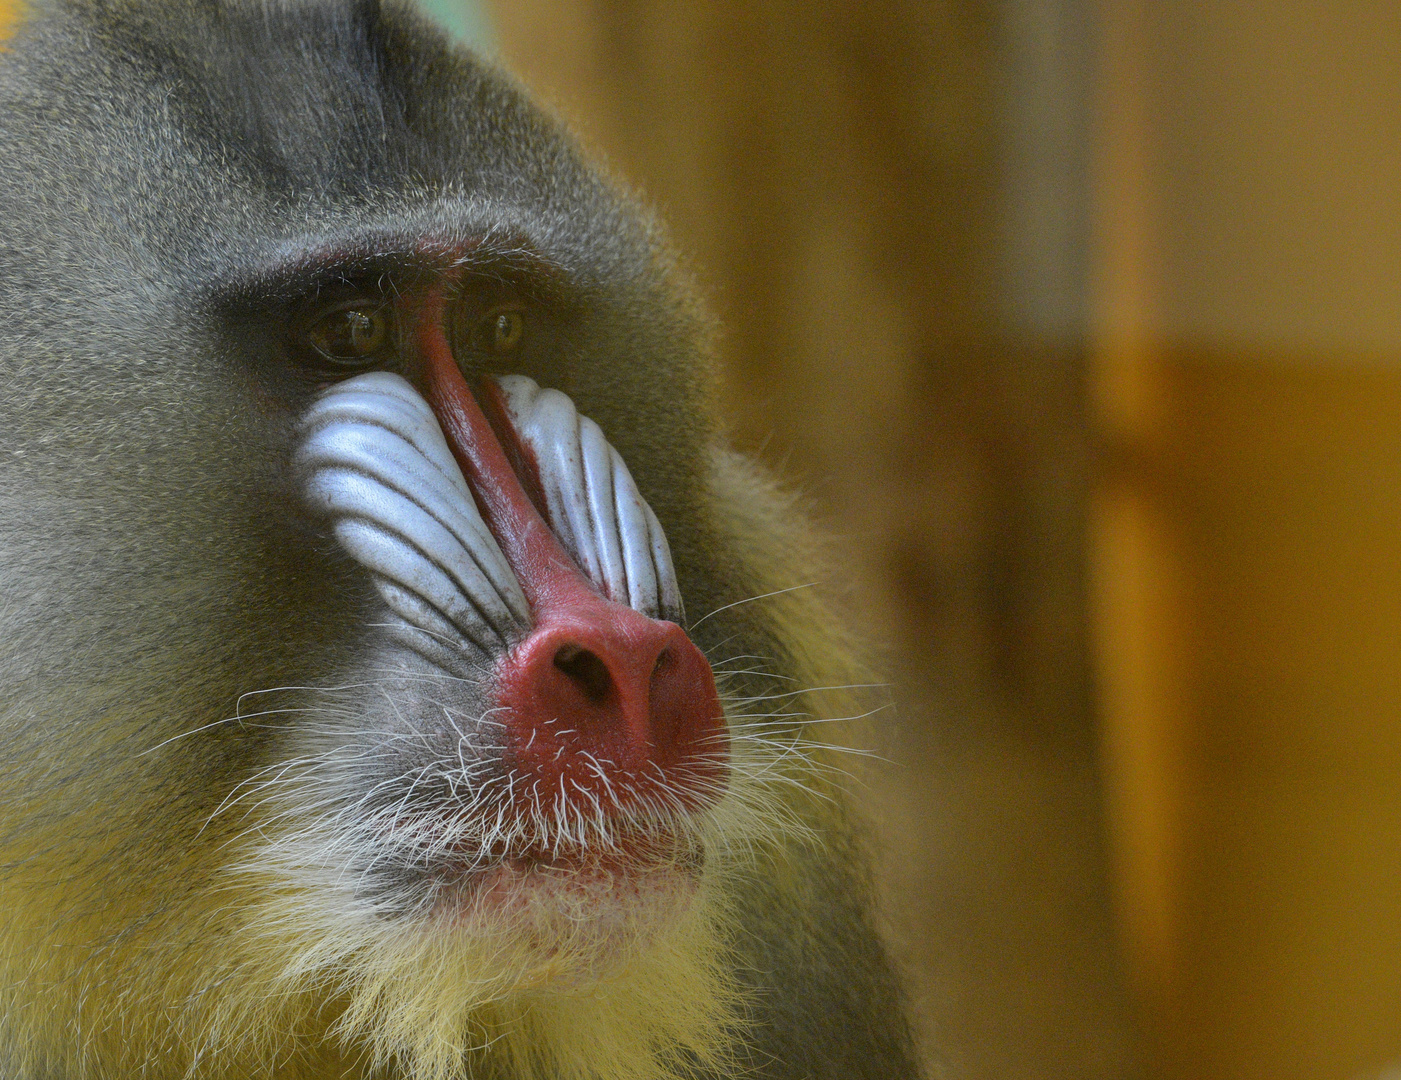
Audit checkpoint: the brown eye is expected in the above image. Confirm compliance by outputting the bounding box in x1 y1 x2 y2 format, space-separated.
478 308 525 354
307 303 391 366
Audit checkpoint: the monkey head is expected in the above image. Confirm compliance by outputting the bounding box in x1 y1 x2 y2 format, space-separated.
0 1 831 1078
276 259 730 919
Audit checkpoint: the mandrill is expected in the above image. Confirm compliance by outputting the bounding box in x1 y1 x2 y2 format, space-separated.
0 0 920 1077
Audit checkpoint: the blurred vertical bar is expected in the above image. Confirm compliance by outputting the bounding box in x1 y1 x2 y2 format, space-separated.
1088 0 1191 1044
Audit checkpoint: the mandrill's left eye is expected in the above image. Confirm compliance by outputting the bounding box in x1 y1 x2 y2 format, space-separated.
305 302 394 367
476 307 526 355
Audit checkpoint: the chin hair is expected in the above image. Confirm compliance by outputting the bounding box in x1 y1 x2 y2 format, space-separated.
0 835 744 1080
219 867 745 1080
0 695 824 1080
196 718 819 1080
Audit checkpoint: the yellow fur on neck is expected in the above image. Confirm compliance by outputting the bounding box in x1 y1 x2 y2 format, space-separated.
0 841 745 1080
232 862 742 1080
0 711 818 1080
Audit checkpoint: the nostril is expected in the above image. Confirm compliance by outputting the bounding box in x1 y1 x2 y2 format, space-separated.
553 644 614 705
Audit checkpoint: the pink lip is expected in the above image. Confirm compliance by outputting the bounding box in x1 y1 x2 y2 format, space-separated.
421 837 705 935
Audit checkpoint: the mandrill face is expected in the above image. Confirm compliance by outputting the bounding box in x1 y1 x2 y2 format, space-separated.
189 251 753 1076
280 273 728 926
0 1 842 1077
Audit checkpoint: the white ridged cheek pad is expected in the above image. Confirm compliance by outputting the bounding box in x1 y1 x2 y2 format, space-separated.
297 371 530 666
296 371 685 673
492 374 684 624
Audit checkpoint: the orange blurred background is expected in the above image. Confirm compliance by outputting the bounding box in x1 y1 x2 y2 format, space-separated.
1093 2 1401 1077
8 0 1401 1077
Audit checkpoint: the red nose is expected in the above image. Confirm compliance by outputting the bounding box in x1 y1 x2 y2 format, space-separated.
496 601 727 807
411 288 727 812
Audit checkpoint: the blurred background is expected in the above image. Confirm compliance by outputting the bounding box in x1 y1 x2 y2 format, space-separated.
8 0 1401 1075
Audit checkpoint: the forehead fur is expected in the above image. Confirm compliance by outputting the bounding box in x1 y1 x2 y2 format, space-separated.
41 0 576 190
0 0 678 347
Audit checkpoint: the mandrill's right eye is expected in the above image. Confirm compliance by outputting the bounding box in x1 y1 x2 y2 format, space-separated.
305 301 394 368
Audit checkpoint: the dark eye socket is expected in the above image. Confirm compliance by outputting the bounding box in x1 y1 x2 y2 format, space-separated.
305 301 393 367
